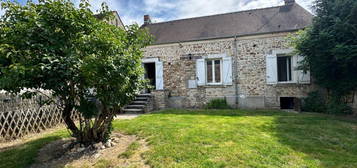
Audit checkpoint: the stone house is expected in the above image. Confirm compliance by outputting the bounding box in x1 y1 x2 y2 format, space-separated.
95 11 125 28
139 0 319 110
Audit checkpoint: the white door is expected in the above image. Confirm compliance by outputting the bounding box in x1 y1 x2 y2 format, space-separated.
155 61 164 90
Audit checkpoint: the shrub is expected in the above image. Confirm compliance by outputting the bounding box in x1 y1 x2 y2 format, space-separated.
326 100 353 115
206 98 231 109
302 91 326 113
302 91 353 115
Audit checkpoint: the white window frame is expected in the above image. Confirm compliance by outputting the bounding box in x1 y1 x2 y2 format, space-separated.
205 59 223 85
272 49 296 84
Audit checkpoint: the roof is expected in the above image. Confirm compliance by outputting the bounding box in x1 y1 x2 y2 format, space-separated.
142 3 313 45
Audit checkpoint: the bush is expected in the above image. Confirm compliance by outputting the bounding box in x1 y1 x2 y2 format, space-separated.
206 98 231 109
302 91 353 115
302 91 326 113
326 100 353 115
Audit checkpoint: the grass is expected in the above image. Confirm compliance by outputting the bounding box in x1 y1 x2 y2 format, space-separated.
1 109 357 168
118 141 141 159
93 159 114 168
112 109 357 168
0 129 69 168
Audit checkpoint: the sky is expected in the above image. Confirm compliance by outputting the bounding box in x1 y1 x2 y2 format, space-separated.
0 0 315 25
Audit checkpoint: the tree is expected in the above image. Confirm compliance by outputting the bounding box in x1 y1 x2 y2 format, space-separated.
0 0 152 144
290 0 357 111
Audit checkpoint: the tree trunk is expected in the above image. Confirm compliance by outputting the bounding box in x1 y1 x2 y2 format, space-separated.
62 100 115 145
62 103 80 137
78 107 115 145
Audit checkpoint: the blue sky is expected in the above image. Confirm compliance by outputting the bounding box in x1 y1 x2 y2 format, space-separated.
1 0 314 25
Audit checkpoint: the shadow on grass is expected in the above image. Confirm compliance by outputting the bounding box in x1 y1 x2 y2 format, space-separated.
149 109 357 167
273 115 357 167
0 136 62 168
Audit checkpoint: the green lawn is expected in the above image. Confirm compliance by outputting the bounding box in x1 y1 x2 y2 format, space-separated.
0 129 69 168
113 110 357 168
1 109 357 168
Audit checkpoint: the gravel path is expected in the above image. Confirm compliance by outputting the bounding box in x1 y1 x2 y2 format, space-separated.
114 113 141 120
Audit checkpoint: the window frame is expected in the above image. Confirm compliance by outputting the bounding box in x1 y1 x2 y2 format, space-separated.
271 49 296 84
277 54 293 83
205 59 223 85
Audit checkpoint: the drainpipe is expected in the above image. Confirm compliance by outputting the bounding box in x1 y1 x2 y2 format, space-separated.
233 36 239 108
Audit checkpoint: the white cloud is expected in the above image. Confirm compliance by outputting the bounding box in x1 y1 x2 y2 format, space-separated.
0 6 5 16
143 0 175 14
71 0 141 25
175 0 314 20
0 0 314 24
73 0 315 25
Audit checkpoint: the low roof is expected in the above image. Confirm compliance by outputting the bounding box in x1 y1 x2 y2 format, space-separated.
142 3 313 45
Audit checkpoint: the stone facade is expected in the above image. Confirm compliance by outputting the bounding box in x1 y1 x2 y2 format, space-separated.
144 32 317 109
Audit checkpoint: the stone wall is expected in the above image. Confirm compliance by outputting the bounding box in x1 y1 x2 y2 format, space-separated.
143 32 316 109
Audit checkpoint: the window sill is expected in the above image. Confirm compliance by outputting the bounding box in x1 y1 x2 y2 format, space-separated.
277 81 296 84
207 83 223 86
267 82 311 86
197 84 233 88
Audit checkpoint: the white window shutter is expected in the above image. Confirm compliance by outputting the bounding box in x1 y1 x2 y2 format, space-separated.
196 59 206 86
296 55 311 84
222 57 233 85
292 55 298 83
266 54 277 84
155 61 164 90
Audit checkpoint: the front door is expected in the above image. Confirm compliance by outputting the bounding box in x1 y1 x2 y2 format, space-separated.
143 62 156 92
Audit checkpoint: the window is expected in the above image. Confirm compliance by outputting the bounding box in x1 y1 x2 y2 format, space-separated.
206 59 222 84
277 55 292 82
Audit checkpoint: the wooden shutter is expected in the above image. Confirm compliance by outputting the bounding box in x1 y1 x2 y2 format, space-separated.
196 59 206 86
266 54 277 84
222 57 233 85
296 55 311 84
155 61 164 90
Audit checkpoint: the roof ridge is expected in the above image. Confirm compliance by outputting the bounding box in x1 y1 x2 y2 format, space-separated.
146 4 285 26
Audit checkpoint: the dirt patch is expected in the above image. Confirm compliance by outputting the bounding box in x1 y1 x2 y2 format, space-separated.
30 132 150 168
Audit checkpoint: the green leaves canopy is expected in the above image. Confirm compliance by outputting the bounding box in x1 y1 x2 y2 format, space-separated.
0 0 152 118
291 0 357 98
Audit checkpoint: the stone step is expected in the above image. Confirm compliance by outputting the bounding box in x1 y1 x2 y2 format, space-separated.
131 101 147 105
123 108 144 113
137 93 152 97
135 97 148 101
125 105 145 109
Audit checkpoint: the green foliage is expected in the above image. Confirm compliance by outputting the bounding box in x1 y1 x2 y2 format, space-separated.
0 0 152 143
302 91 353 115
206 98 231 109
290 0 357 108
103 121 113 142
302 91 327 113
326 99 353 115
76 97 99 118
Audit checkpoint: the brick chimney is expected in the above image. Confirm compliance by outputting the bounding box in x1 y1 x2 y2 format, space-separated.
284 0 295 5
144 15 151 25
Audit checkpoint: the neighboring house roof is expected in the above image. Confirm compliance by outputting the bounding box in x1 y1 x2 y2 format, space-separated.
142 3 313 45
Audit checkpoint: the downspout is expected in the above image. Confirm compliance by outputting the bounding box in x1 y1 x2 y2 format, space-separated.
233 36 239 108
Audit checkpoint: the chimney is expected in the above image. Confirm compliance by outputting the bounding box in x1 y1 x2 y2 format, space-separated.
144 15 151 25
284 0 295 5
